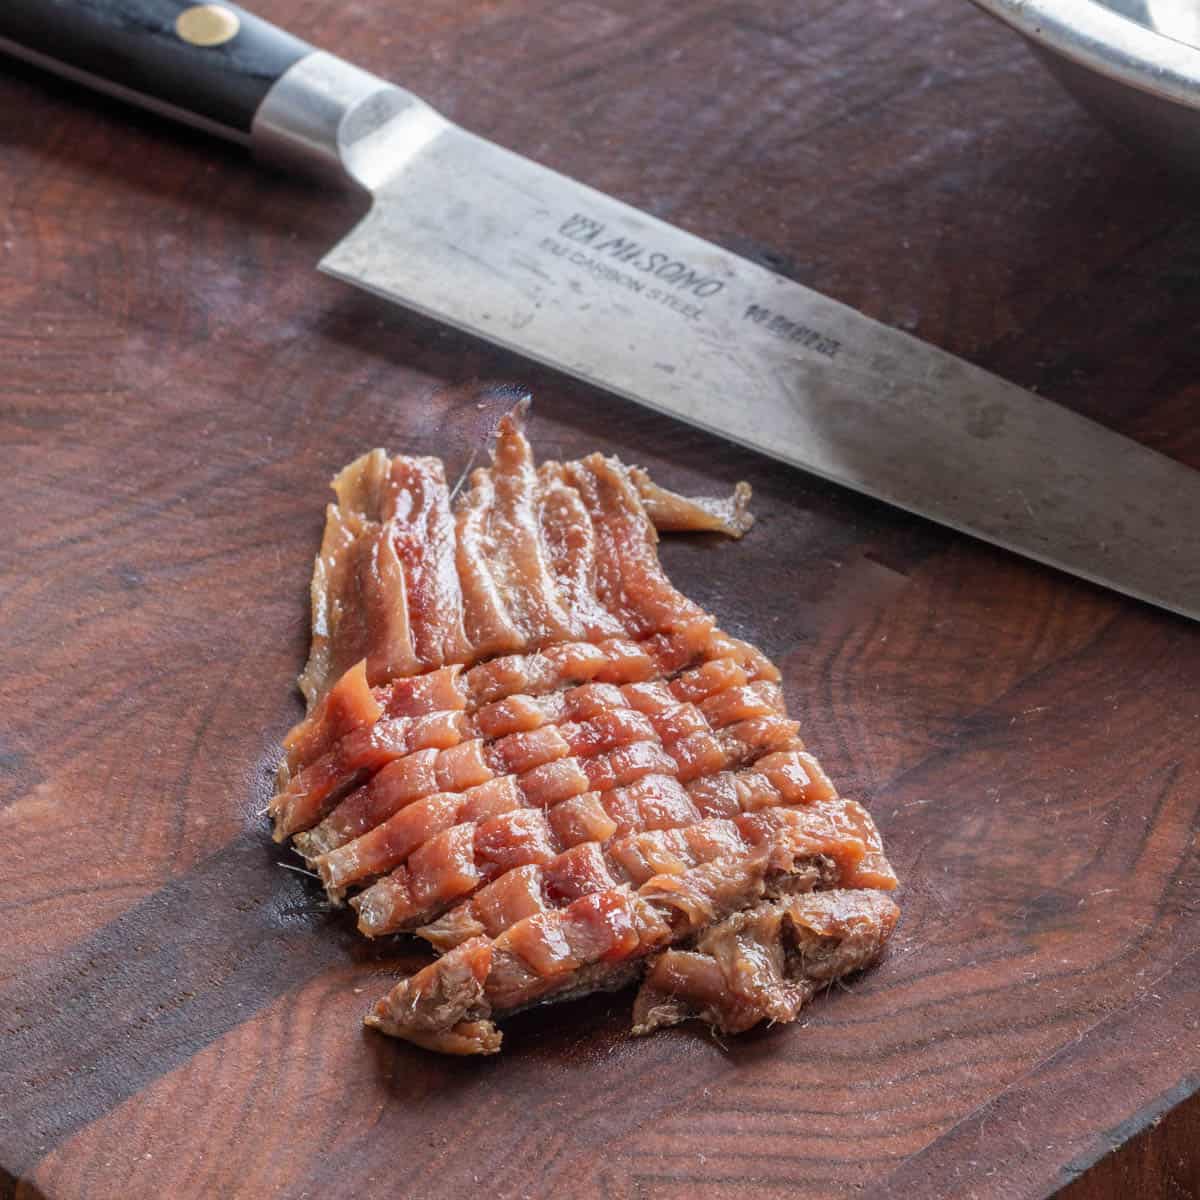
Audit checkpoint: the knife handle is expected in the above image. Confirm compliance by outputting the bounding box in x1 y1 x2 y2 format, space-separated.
0 1 319 144
0 1 429 184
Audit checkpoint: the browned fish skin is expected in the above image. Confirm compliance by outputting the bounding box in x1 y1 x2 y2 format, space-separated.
632 889 900 1035
275 405 899 1054
364 937 501 1055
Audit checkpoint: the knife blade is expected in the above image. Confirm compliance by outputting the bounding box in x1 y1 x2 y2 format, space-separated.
3 2 1197 619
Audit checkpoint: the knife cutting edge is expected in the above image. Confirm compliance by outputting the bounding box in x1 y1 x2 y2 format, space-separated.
2 0 1197 620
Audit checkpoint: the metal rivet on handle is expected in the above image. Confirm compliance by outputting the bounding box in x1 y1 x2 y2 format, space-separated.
175 4 241 47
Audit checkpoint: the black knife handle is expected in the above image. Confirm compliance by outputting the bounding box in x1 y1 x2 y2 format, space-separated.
0 0 313 142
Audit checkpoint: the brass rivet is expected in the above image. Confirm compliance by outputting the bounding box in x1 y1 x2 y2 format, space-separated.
175 4 241 48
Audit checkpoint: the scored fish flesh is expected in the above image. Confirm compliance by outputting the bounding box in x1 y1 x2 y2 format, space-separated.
271 404 898 1055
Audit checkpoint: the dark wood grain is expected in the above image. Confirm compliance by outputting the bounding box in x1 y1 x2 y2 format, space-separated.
1 1 1198 1197
1058 1089 1200 1200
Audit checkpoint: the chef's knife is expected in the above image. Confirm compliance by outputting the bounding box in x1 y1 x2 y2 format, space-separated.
3 0 1197 620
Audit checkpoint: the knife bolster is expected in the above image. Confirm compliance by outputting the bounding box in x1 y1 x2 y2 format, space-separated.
252 51 447 191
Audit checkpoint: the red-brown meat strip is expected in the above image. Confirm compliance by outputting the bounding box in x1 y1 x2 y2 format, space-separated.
295 687 641 862
669 657 748 703
687 749 837 819
738 803 899 891
483 411 577 647
292 740 494 860
293 631 745 812
369 794 897 1052
270 710 467 841
281 659 384 776
455 467 523 659
385 456 474 668
537 463 627 640
352 777 758 939
565 454 710 638
352 806 563 934
455 412 578 657
382 665 468 718
370 854 766 1046
316 776 525 897
297 450 390 708
464 640 616 705
358 522 421 686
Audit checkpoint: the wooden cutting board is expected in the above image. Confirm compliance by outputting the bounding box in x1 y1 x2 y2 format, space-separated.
2 2 1198 1198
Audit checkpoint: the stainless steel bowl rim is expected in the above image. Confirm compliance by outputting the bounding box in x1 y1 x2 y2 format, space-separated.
972 0 1200 111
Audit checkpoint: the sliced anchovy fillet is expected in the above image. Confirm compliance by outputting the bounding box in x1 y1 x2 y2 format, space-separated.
565 453 711 638
272 403 899 1054
481 411 578 647
537 462 627 641
386 456 474 668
